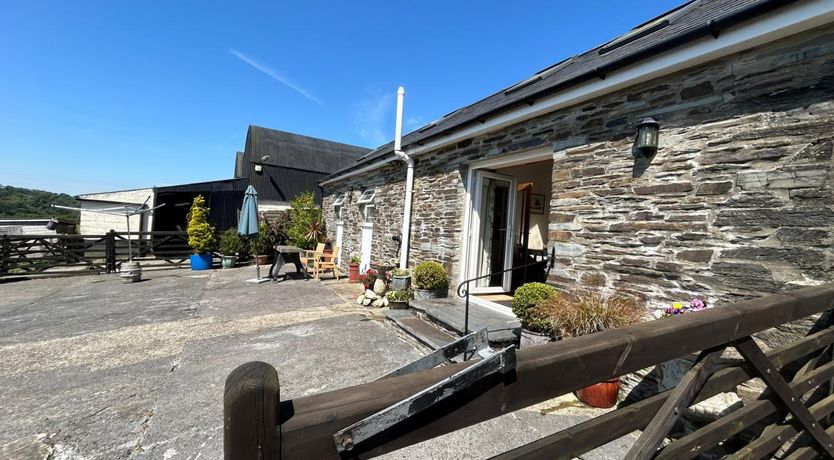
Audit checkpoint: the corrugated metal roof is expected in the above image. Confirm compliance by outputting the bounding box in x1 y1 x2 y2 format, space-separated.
329 0 798 179
153 178 248 193
245 125 371 174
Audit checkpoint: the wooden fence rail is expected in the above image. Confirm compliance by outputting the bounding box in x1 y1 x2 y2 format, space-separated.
224 283 834 459
0 230 192 278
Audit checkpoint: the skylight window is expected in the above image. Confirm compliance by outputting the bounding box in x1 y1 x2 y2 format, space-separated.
333 192 347 207
357 189 376 204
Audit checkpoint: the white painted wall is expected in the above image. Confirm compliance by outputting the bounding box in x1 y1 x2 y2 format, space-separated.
78 188 154 236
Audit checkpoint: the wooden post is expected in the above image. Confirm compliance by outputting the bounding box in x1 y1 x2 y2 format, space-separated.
105 229 116 273
224 361 281 460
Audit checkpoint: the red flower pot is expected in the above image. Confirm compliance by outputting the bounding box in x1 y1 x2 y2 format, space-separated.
575 378 620 408
348 263 360 283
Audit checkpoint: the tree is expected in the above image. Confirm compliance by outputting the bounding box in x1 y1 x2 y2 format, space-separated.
187 195 216 253
286 192 325 249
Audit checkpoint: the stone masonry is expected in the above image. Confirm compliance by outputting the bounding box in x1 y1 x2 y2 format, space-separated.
323 23 834 309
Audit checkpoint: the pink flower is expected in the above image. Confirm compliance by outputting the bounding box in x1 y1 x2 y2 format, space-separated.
690 298 706 310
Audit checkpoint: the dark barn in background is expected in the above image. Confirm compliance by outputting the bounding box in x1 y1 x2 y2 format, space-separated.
152 178 247 233
236 125 370 207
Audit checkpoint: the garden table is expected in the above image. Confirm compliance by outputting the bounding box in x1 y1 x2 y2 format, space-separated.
269 245 306 281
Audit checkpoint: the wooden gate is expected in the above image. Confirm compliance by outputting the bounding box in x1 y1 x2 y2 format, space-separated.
0 231 192 278
224 284 834 459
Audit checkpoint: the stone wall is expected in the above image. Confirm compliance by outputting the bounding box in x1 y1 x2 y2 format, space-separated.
323 23 834 306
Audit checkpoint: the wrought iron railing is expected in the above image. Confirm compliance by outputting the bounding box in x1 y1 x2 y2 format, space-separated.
456 247 556 334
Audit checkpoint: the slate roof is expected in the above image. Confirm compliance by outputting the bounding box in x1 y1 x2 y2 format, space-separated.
244 125 371 174
329 0 797 179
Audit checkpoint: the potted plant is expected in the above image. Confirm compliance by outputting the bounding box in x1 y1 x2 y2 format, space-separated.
348 253 361 283
540 288 644 408
218 228 243 269
358 268 379 290
386 289 412 309
511 282 558 349
413 261 449 299
249 223 273 265
187 195 216 270
391 268 411 291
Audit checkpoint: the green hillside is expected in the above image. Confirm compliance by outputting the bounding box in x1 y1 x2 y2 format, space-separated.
0 184 79 220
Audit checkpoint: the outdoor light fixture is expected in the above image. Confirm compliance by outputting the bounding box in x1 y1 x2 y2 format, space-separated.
254 164 263 173
635 117 660 154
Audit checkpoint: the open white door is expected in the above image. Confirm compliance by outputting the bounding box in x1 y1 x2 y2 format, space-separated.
467 170 516 293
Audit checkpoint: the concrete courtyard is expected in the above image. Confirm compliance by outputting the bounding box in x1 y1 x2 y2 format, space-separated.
0 267 634 459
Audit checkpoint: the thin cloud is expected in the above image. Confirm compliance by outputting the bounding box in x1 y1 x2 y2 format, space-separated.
354 91 393 147
229 49 322 105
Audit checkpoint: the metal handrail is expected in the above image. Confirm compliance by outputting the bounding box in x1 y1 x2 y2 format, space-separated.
456 247 555 335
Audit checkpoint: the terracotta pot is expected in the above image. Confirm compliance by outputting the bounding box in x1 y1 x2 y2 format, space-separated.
253 254 269 266
575 378 620 408
348 263 360 283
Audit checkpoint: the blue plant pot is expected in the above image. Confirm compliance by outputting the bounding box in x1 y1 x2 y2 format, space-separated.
190 253 213 270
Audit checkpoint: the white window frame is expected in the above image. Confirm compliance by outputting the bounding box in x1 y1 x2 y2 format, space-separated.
357 189 376 205
362 204 374 224
333 192 347 207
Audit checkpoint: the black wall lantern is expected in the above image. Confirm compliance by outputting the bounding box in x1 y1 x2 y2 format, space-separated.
635 117 660 154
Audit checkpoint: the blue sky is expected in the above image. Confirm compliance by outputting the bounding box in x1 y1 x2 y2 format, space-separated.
0 0 683 195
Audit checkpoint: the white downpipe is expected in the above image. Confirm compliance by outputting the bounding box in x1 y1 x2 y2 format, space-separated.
393 86 414 270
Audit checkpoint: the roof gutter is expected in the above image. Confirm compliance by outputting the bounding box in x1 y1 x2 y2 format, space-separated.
321 0 834 186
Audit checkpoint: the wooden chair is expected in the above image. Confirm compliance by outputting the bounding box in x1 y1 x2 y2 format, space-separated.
314 245 341 280
300 243 325 278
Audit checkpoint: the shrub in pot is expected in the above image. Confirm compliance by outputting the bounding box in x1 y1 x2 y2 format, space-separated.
511 282 558 349
413 261 448 299
187 195 216 270
348 253 361 283
386 289 412 309
540 288 644 408
358 268 378 290
249 223 273 265
218 228 243 269
391 268 411 291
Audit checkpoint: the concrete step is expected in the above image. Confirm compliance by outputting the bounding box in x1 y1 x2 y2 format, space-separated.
410 297 520 348
385 309 457 350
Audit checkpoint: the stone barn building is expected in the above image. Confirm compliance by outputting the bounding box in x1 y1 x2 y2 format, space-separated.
320 0 834 314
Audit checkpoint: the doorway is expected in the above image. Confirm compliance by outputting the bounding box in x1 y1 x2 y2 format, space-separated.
462 151 553 311
467 171 517 293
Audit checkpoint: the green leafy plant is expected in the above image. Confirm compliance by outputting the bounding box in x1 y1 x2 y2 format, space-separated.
187 195 216 254
249 223 273 255
286 192 325 249
512 282 558 332
218 228 243 255
349 253 361 264
414 261 448 291
392 268 410 277
386 289 413 302
540 288 644 338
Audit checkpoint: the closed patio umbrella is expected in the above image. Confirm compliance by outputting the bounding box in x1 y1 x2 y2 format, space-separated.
238 185 259 236
240 185 270 283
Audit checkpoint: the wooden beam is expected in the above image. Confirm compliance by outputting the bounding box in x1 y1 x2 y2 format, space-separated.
733 337 834 457
625 346 725 460
224 361 280 460
727 392 834 460
494 352 834 460
279 285 834 459
656 348 833 460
